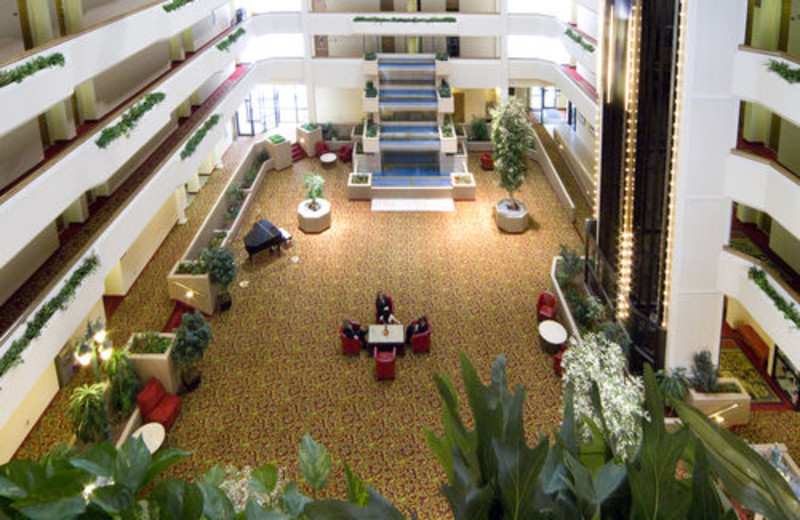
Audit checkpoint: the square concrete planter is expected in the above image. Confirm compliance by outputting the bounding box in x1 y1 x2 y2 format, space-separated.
363 126 380 154
296 125 322 157
451 173 475 200
435 59 452 76
363 59 378 76
438 92 454 113
348 173 372 200
440 128 457 154
167 263 218 315
266 137 292 170
125 333 180 395
363 94 379 113
686 377 752 427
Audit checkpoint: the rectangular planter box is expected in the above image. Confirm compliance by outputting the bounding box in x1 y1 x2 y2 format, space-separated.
348 173 372 200
167 266 218 315
363 126 380 153
436 60 452 76
686 377 752 427
363 60 378 76
440 130 457 154
266 138 292 170
296 126 322 157
363 94 378 113
438 93 454 113
125 333 180 395
451 173 476 200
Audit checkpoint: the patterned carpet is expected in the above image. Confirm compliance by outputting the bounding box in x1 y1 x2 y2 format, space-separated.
15 144 800 518
719 339 784 405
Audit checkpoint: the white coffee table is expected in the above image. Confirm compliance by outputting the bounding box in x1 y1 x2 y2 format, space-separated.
132 422 166 453
320 152 337 167
538 320 568 354
368 324 404 347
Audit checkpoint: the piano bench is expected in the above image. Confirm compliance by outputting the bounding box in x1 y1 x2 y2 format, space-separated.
279 228 293 248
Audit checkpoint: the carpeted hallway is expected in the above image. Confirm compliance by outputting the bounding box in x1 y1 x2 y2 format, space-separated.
16 140 800 518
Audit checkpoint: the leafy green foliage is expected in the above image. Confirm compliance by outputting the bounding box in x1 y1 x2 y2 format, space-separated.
748 266 800 328
209 230 228 249
68 383 109 444
300 123 320 132
162 0 196 12
364 52 376 61
438 80 451 98
304 174 325 209
228 183 244 203
223 202 240 221
0 53 64 87
435 52 449 61
350 173 369 184
363 81 377 98
490 97 534 206
268 134 286 144
180 114 221 160
95 93 166 148
176 259 207 275
365 123 379 138
104 350 141 416
470 116 489 141
656 367 692 406
564 28 596 53
692 350 719 393
129 331 172 354
352 15 456 22
767 58 800 84
559 243 584 279
217 28 246 52
171 311 212 370
201 247 237 289
0 254 99 379
299 433 331 492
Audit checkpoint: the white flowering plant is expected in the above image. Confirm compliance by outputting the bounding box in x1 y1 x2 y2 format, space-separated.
561 332 647 460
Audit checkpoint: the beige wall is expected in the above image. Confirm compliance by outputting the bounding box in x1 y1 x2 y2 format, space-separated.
0 119 44 193
460 36 498 59
460 0 497 13
777 117 800 175
0 223 59 306
769 220 800 275
463 88 493 122
314 87 363 123
191 6 232 50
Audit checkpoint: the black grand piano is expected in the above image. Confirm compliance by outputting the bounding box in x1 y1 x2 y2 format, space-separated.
243 219 290 260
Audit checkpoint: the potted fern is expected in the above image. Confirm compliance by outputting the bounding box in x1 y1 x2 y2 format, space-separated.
68 382 111 444
201 246 237 312
686 350 751 426
297 174 331 233
491 97 534 232
171 311 212 391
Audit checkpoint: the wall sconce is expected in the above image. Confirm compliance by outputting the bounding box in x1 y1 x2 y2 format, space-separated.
74 319 112 382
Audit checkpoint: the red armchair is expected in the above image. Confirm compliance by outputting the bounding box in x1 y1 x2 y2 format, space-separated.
340 326 361 355
480 152 494 170
338 143 353 163
536 291 558 322
315 141 330 157
411 323 432 353
374 347 396 380
376 295 394 323
137 378 181 430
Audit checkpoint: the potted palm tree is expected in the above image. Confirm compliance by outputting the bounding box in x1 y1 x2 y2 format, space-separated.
491 96 534 233
68 382 111 444
297 174 331 233
170 311 212 391
201 246 237 312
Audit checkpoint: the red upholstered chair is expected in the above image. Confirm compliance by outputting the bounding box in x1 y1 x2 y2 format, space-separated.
553 346 567 377
480 152 494 170
315 141 330 157
536 291 558 322
374 347 396 380
340 326 361 355
411 323 432 354
137 378 181 430
338 143 353 163
376 295 394 323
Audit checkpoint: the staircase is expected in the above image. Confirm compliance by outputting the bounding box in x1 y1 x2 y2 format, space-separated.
291 143 307 163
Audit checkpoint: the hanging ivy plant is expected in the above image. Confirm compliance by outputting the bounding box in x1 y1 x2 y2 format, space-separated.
217 28 246 52
0 254 99 379
748 266 800 328
162 0 196 12
95 93 166 149
767 59 800 84
180 114 221 160
0 53 65 88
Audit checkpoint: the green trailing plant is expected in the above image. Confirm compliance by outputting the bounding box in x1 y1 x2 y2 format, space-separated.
559 243 584 279
365 123 379 138
749 266 800 328
470 115 489 141
200 247 237 289
176 259 207 275
209 230 227 249
364 51 376 61
767 58 800 84
656 367 691 414
364 80 377 98
435 51 449 61
268 134 286 144
171 311 212 372
95 92 166 148
104 350 141 416
352 15 456 22
227 183 244 203
216 27 246 52
162 0 196 12
438 80 451 98
68 382 110 444
223 202 240 221
491 96 534 210
564 27 596 53
304 174 325 211
180 114 220 160
0 53 65 87
692 350 719 393
350 173 369 184
129 331 171 354
243 152 270 188
300 123 320 132
0 254 99 379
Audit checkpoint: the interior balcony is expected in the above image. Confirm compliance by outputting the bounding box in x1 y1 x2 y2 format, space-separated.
732 47 800 129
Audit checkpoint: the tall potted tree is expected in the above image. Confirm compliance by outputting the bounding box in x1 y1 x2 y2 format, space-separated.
491 96 534 232
170 311 212 391
201 246 237 312
297 173 331 233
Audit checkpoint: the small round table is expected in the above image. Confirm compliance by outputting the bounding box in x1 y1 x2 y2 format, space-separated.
132 422 166 453
320 152 337 167
538 320 568 355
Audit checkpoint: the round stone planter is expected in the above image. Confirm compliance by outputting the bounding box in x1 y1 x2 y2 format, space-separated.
495 199 529 233
298 199 331 233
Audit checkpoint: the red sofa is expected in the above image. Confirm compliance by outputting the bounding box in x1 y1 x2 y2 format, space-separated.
137 378 181 430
